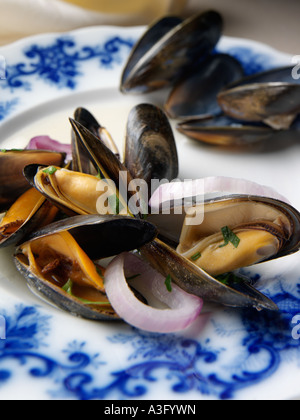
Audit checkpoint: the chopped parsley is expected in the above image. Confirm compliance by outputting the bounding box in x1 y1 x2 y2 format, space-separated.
165 274 173 293
219 226 240 249
216 272 250 286
1 149 23 153
96 169 103 180
43 166 58 175
191 252 202 262
62 279 111 306
108 194 124 215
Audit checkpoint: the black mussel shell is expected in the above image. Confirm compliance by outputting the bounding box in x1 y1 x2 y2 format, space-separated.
177 115 276 147
165 53 244 120
25 214 158 260
0 150 65 212
121 10 223 94
125 104 179 189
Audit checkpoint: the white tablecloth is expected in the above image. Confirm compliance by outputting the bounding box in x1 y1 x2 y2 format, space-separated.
0 0 188 45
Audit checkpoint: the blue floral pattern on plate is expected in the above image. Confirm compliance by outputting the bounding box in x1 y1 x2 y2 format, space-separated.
1 266 300 401
0 26 298 400
3 37 133 92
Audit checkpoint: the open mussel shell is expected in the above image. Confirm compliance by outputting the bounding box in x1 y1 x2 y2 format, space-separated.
14 215 158 321
218 82 300 130
24 164 88 217
72 108 120 174
227 65 299 88
144 194 300 310
125 104 179 189
177 115 276 147
24 164 122 217
25 214 158 260
69 118 142 218
0 188 58 248
165 53 244 120
121 10 223 94
141 239 278 311
121 16 183 90
159 194 300 262
0 150 66 212
177 195 300 271
217 66 300 130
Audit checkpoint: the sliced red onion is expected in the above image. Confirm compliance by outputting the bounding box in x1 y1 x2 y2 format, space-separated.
26 136 72 161
149 176 290 211
104 252 203 333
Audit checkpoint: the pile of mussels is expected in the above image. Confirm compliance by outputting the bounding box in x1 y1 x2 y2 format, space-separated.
121 10 300 147
0 10 300 332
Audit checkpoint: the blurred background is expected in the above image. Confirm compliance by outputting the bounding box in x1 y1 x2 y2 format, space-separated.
0 0 298 53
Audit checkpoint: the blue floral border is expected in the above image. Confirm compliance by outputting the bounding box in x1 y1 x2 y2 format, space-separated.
1 271 300 401
0 32 298 401
0 35 134 121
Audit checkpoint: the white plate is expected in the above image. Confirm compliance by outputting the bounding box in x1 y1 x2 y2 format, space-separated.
0 25 299 401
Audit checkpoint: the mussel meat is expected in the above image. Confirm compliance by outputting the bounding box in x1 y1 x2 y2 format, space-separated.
141 238 278 311
24 165 122 217
177 195 300 277
0 188 58 248
15 214 158 320
69 118 145 218
143 194 300 310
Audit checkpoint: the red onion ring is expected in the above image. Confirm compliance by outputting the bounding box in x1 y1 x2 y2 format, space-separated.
104 252 203 333
149 176 290 211
27 136 72 160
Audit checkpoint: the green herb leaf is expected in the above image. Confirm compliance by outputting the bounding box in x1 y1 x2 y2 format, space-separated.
219 226 240 249
43 166 58 175
216 272 250 286
191 252 201 262
96 169 103 180
108 194 124 215
62 279 111 306
1 149 23 153
165 274 173 293
62 279 73 293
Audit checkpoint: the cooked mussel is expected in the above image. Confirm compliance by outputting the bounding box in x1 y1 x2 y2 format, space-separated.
15 214 158 320
69 118 144 218
143 194 300 310
218 66 300 130
24 164 123 217
0 150 66 212
72 108 120 175
125 104 179 191
165 54 244 120
177 195 300 276
121 10 223 94
121 16 183 92
0 188 58 248
218 82 300 130
141 238 278 311
177 115 276 147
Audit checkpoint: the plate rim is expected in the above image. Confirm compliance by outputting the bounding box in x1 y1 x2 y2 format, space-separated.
0 23 299 402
